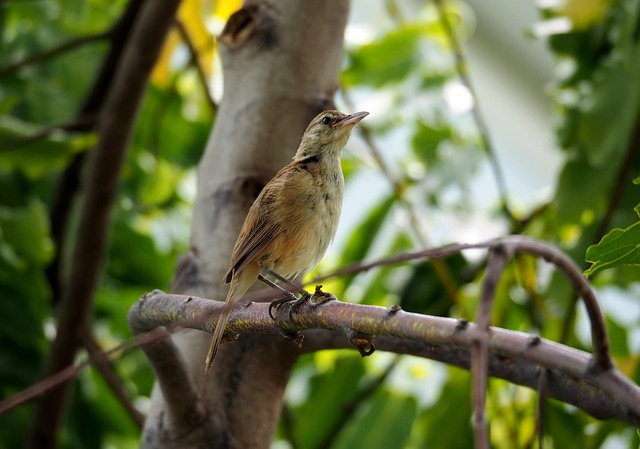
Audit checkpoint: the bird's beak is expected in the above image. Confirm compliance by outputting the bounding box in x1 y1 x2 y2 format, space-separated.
333 111 369 128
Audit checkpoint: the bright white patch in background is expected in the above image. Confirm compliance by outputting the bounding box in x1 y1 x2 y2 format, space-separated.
211 50 224 102
536 0 562 8
443 81 474 114
385 356 448 408
178 170 197 203
531 17 572 37
344 23 375 46
44 318 56 340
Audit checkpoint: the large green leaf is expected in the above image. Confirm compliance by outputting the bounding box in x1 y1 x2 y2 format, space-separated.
333 389 418 449
0 116 90 180
339 195 395 288
293 355 366 449
343 25 421 87
584 205 640 276
0 198 53 265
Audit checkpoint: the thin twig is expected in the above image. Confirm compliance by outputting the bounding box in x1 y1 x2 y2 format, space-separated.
81 330 145 429
0 31 111 77
174 19 218 114
433 0 514 222
0 114 96 153
472 244 511 449
0 327 169 415
311 235 612 372
536 368 547 449
46 0 146 306
340 87 460 303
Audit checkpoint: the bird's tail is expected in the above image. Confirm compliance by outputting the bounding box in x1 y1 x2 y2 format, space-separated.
204 263 259 374
204 291 237 374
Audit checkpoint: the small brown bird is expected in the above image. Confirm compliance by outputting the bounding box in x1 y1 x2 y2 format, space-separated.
204 109 368 373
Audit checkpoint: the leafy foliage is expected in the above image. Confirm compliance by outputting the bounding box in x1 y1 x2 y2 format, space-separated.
1 0 639 448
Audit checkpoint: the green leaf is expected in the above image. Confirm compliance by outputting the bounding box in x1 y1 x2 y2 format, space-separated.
411 121 452 165
0 116 89 180
554 153 614 226
605 316 629 357
420 369 473 448
333 389 418 449
293 355 366 449
139 158 178 206
0 199 53 265
343 25 421 87
399 254 467 316
584 216 640 276
339 195 395 288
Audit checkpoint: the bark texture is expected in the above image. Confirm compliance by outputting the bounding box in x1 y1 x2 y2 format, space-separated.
141 1 351 447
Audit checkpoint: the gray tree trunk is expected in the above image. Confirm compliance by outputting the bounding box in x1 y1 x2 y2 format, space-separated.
140 1 351 447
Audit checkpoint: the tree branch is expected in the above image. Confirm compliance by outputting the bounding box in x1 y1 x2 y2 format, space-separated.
0 31 110 77
174 19 218 114
126 290 640 426
46 0 146 305
81 330 145 429
128 294 216 440
340 87 460 304
472 244 510 449
312 236 612 372
433 0 514 222
27 1 182 447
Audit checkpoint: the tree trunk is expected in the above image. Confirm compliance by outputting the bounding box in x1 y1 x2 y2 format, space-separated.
140 1 351 447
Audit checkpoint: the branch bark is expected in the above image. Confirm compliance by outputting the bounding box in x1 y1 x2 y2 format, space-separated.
139 1 351 448
27 1 181 447
128 290 640 426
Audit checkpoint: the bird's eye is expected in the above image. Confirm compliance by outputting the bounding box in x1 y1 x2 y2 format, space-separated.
321 116 332 126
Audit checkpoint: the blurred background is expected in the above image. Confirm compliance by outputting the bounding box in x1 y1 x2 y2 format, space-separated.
1 0 639 448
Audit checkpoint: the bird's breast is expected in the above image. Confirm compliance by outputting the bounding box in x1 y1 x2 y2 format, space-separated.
262 158 344 279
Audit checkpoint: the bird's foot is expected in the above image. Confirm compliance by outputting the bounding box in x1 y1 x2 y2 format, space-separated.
269 290 302 320
308 285 337 306
289 289 312 316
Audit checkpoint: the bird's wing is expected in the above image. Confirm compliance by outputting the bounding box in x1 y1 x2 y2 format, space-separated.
224 192 278 284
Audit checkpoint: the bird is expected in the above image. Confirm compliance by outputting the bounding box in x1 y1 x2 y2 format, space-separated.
204 109 368 373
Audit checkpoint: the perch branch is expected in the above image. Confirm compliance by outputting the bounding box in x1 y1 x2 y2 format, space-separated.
125 290 640 425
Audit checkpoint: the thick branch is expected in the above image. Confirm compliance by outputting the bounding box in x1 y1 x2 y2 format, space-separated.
46 0 146 305
27 1 182 447
127 291 640 426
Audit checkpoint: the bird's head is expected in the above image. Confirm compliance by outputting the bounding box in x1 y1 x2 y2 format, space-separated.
294 110 368 161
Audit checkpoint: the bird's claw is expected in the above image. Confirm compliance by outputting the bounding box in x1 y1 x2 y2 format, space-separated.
280 329 304 348
269 291 301 320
